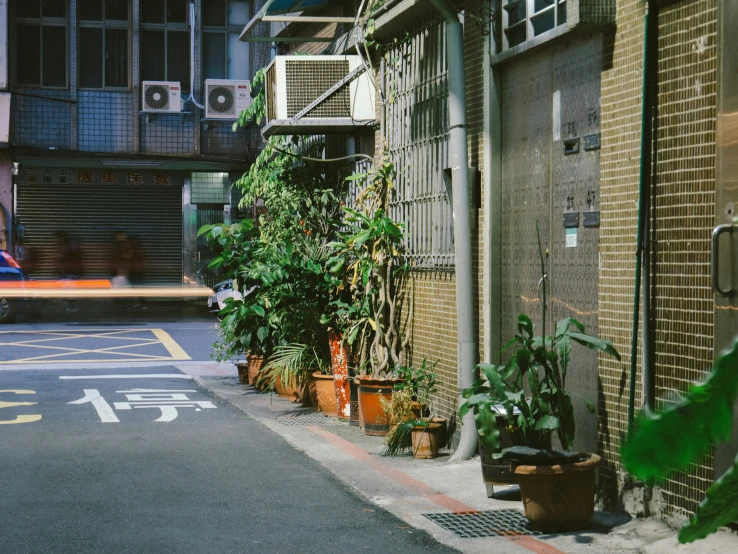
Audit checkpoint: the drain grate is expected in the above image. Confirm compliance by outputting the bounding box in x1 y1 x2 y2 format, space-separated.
273 412 346 427
423 509 540 538
200 376 242 385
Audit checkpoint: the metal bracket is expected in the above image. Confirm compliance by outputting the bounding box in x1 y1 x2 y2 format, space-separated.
290 65 367 122
712 224 735 297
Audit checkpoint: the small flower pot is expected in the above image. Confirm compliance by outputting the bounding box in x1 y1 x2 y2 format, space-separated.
357 376 400 436
513 453 601 533
313 372 338 417
411 418 446 459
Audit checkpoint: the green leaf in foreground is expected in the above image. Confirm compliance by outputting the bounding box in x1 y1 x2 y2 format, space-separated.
679 453 738 543
622 336 738 483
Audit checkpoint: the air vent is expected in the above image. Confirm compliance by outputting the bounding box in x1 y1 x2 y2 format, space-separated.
142 81 182 113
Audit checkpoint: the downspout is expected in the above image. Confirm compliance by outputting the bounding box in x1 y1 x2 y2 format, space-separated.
428 0 478 461
628 0 658 436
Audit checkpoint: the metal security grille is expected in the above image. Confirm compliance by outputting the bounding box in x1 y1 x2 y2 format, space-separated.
423 510 540 538
285 59 351 118
191 172 231 204
383 18 454 268
266 62 278 122
16 185 183 284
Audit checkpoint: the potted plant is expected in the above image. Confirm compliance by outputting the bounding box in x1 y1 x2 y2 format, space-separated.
460 222 621 532
382 361 446 459
262 343 330 406
329 158 412 436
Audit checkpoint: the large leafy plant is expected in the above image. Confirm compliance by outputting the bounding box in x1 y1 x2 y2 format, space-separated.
622 335 738 543
460 223 620 454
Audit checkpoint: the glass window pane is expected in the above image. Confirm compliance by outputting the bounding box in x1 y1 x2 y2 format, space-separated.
79 0 102 21
557 2 566 26
105 28 128 87
167 31 190 91
42 26 67 87
17 25 41 85
203 32 226 80
79 27 103 88
42 0 66 18
504 1 526 27
105 0 128 21
140 30 165 82
17 2 41 19
168 0 187 23
203 0 226 27
533 0 554 13
531 9 555 36
142 0 165 23
227 32 249 80
228 1 250 26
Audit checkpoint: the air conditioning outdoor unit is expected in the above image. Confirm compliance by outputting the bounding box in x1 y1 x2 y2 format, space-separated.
205 79 251 119
263 55 375 136
142 81 181 113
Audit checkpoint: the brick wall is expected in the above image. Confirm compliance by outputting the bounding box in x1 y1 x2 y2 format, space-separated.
598 0 718 520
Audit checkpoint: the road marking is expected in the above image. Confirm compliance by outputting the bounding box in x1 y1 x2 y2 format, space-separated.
0 390 42 424
60 374 194 380
0 329 192 364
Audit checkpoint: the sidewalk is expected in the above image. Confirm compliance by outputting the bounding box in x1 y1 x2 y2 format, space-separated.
181 362 738 554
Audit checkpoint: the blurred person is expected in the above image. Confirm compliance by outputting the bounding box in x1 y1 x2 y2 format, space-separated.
128 235 148 309
54 231 84 313
109 231 131 278
14 238 37 275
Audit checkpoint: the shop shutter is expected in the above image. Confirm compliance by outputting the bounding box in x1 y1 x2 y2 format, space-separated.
16 184 182 285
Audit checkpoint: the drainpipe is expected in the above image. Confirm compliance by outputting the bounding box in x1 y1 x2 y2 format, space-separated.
628 0 658 436
428 0 478 462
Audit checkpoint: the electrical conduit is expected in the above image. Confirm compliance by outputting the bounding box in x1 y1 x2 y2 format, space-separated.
428 0 479 462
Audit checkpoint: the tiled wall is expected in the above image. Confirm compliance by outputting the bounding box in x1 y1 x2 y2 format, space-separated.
78 92 134 153
598 0 718 520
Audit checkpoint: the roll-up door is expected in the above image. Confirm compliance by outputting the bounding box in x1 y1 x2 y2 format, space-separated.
16 184 183 285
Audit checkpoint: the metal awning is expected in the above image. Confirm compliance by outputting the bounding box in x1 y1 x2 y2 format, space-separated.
239 0 354 43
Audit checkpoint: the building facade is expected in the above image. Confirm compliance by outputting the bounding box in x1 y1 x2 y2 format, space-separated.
0 0 270 287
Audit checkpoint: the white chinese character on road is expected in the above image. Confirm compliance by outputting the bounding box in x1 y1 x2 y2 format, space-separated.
69 389 216 422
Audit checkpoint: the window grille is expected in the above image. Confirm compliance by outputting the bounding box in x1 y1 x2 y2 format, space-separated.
383 18 454 269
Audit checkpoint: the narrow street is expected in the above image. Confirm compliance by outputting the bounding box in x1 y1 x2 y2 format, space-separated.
0 311 456 553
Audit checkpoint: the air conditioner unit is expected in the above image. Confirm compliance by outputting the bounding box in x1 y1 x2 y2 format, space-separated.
263 55 375 136
142 81 181 113
204 79 251 119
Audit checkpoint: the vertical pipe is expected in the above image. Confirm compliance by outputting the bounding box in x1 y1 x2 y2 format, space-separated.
629 0 657 436
429 0 478 461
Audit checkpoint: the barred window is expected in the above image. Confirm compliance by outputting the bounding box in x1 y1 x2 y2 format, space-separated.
15 0 68 88
78 0 129 89
202 0 251 82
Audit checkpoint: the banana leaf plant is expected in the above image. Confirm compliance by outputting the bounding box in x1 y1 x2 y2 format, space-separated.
460 222 621 454
622 335 738 543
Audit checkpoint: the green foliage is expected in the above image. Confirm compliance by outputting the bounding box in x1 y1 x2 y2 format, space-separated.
393 359 440 406
622 335 738 543
263 343 331 393
460 222 620 455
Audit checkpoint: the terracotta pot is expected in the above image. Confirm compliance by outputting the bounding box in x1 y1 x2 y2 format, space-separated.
411 418 446 459
328 330 351 421
357 376 399 436
272 372 302 402
313 372 338 417
514 453 601 533
235 362 249 385
411 401 430 419
247 355 266 388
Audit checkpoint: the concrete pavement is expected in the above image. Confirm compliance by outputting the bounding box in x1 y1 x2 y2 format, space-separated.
184 361 738 554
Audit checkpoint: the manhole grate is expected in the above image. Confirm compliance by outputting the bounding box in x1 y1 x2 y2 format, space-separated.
200 376 242 385
273 412 346 427
423 509 540 538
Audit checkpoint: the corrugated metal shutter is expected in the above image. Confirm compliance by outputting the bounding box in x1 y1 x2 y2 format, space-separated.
17 184 182 284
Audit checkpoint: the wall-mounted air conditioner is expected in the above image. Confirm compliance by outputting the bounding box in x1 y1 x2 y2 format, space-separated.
142 81 181 113
263 55 375 136
204 79 251 119
0 0 8 90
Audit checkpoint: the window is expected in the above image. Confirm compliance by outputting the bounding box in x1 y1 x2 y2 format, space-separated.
202 0 251 81
140 0 190 92
78 0 129 89
15 0 68 88
502 0 566 50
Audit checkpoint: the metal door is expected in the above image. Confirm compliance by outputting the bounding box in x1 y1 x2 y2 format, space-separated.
713 0 738 476
499 33 603 453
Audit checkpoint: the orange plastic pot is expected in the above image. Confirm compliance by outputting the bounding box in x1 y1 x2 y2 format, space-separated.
357 376 399 436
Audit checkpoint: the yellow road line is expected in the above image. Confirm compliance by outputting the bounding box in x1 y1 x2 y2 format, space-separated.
151 329 192 361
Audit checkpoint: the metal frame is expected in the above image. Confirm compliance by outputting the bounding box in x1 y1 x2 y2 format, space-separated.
238 0 353 43
201 0 252 81
14 0 70 89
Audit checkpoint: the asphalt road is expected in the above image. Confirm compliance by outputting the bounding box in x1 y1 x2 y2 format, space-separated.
0 309 457 554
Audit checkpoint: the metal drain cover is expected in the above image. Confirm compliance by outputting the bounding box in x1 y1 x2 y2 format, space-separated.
274 412 346 427
200 376 242 385
423 509 540 538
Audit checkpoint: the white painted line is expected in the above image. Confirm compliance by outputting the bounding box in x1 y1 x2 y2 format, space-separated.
59 374 194 380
